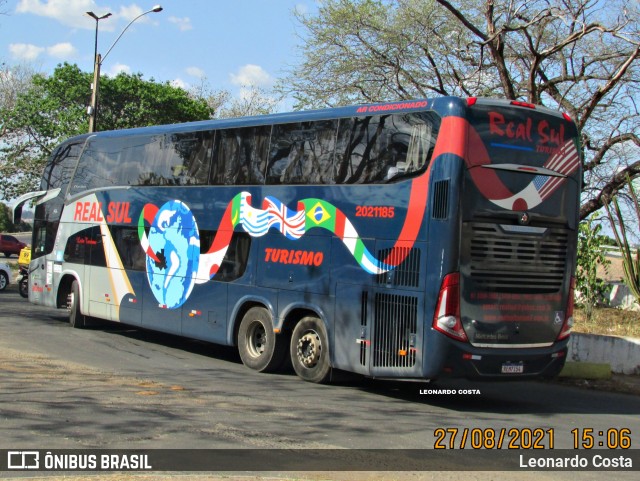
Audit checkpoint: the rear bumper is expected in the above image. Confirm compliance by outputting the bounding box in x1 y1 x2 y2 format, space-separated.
438 338 569 381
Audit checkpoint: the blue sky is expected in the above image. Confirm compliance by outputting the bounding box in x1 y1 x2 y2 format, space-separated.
1 0 317 106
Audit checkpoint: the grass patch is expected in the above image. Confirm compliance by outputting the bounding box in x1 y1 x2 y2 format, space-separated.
574 307 640 338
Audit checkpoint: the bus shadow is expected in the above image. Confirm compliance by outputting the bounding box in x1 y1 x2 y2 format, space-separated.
352 376 640 416
46 312 243 365
45 311 640 417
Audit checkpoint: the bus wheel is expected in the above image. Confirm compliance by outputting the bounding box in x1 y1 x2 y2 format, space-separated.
238 307 287 372
68 280 87 329
290 316 331 383
18 277 28 298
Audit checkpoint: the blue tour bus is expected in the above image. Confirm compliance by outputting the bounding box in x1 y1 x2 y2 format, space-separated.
15 97 581 383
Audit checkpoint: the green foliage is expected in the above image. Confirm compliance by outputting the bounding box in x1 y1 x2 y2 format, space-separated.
98 71 212 131
0 63 213 201
604 177 640 307
576 217 611 321
0 203 12 232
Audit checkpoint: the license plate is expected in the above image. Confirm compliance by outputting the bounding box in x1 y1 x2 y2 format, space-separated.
501 363 524 374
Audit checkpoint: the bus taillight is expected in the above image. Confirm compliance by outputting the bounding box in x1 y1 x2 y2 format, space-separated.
557 277 576 340
510 100 536 109
432 273 468 342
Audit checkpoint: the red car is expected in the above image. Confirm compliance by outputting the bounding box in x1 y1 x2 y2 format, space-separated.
0 234 27 258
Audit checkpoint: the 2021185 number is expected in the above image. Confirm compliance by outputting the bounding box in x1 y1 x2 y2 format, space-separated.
354 206 395 218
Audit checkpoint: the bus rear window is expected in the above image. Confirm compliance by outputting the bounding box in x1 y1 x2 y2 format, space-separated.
467 104 578 170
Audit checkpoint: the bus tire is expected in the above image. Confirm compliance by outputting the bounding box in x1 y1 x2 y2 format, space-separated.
68 280 87 329
238 306 287 373
290 316 331 384
19 277 28 298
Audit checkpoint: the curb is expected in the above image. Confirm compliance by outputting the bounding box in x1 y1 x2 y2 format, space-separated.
567 332 640 376
559 361 611 379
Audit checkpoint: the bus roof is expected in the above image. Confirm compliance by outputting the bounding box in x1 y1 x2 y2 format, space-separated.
69 96 570 143
87 98 436 139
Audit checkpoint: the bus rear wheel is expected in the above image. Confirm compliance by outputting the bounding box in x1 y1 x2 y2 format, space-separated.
290 316 331 383
238 306 287 372
68 280 87 329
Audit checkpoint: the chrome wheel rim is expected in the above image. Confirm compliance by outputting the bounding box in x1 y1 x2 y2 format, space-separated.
296 330 321 368
246 322 267 358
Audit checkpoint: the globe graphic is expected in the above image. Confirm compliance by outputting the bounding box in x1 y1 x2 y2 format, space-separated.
146 200 200 309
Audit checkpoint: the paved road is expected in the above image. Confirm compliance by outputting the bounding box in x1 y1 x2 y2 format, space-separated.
0 287 639 480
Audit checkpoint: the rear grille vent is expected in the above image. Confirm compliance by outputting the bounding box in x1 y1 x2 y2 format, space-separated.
375 247 421 287
360 291 368 366
372 293 417 368
432 180 450 219
467 223 569 293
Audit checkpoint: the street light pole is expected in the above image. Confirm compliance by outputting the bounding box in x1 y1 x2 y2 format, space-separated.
88 53 102 133
86 11 111 133
86 5 163 133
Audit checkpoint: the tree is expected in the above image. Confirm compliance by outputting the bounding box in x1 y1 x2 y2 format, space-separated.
281 0 640 221
604 177 640 307
98 70 212 131
218 85 280 118
576 216 611 321
0 62 36 134
187 77 232 118
0 202 12 232
0 63 213 200
187 76 280 119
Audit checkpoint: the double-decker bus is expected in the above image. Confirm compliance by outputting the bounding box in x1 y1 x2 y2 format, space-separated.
14 97 581 383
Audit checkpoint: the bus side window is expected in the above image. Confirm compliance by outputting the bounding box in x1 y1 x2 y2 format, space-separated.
241 126 269 185
267 123 297 184
63 230 88 264
112 227 146 271
186 131 215 185
75 137 142 191
63 226 104 266
89 227 106 267
33 225 48 258
200 230 251 282
335 115 389 184
266 120 337 185
32 220 58 259
210 127 268 185
334 113 437 184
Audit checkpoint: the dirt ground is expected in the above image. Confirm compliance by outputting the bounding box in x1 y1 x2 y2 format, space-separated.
553 372 640 396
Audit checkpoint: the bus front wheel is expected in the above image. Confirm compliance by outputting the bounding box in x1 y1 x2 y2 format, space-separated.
68 280 87 329
290 316 331 383
238 306 287 372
